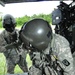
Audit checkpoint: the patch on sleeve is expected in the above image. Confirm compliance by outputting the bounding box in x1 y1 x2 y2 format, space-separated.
62 59 70 66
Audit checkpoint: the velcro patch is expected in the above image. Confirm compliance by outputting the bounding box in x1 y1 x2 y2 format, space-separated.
62 59 70 66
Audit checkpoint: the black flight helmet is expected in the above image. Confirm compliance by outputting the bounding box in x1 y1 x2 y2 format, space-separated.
52 9 62 25
20 18 52 51
2 14 16 32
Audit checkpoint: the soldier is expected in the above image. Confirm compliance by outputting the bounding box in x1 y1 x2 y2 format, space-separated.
19 18 75 75
0 14 28 74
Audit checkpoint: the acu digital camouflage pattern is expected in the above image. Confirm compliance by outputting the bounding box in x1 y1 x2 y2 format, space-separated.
50 34 75 75
0 29 28 74
21 33 75 75
28 34 75 75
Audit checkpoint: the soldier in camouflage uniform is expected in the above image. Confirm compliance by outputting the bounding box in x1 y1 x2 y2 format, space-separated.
0 14 28 74
20 18 75 75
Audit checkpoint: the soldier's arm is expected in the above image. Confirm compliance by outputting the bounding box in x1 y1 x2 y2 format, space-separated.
56 35 75 75
0 33 7 52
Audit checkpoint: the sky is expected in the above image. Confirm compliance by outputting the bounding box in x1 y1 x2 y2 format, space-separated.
0 1 72 18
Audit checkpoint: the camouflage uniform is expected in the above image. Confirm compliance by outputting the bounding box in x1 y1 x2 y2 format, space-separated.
0 29 28 74
51 34 75 75
29 34 75 75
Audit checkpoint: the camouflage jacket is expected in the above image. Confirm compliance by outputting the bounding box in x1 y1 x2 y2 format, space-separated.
29 33 75 75
49 34 75 75
0 29 26 64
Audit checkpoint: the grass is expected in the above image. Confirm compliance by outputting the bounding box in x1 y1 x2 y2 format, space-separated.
0 53 32 75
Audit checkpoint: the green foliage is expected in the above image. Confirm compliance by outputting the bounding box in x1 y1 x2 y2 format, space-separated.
0 14 52 28
0 22 2 28
16 15 31 27
0 53 7 75
30 14 52 24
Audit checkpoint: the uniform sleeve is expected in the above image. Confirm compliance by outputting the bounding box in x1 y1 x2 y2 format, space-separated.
55 35 75 75
0 32 7 52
